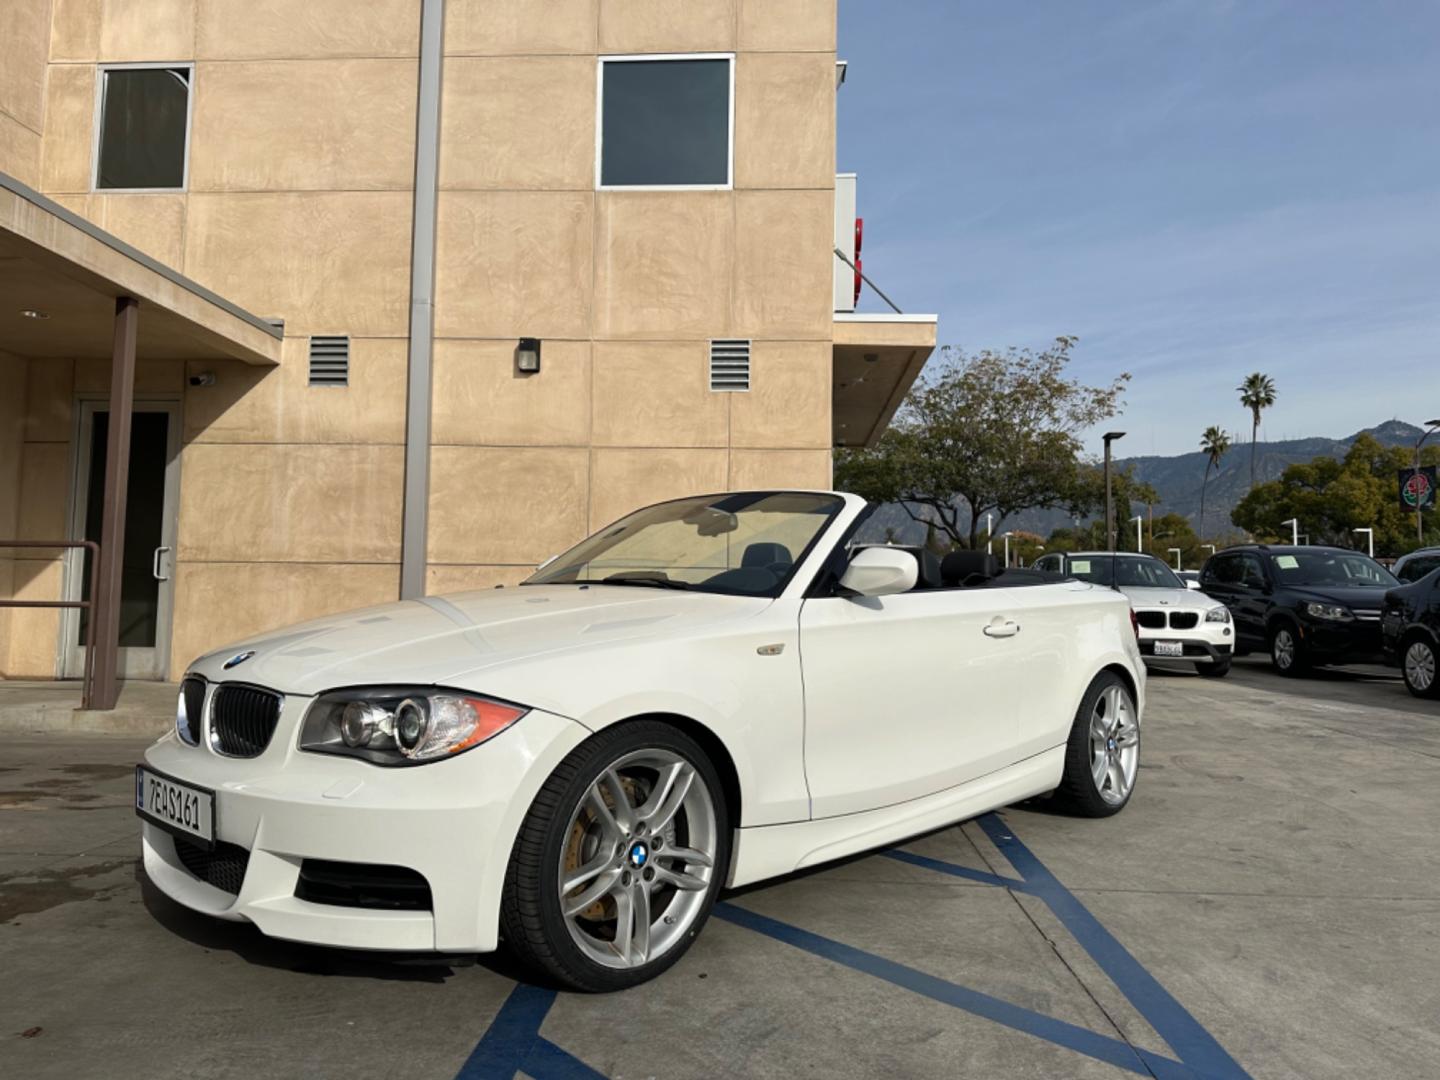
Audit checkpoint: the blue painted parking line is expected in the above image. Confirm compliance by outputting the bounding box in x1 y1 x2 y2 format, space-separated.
974 814 1251 1080
712 902 1196 1078
883 847 1028 890
457 813 1250 1080
454 983 607 1080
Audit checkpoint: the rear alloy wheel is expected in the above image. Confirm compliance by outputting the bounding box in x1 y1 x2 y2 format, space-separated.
500 721 729 992
1270 625 1309 677
1402 638 1439 699
1054 672 1139 818
1196 658 1231 678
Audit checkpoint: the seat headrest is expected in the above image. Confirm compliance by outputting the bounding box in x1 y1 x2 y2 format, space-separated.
741 541 793 569
941 550 1001 586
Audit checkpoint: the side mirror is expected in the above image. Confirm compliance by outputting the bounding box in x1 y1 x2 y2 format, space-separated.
839 547 917 598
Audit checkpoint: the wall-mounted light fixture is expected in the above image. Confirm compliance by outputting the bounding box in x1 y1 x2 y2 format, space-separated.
20 309 49 320
516 337 541 374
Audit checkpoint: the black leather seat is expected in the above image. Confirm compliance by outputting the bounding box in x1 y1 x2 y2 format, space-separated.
941 550 1001 588
741 542 794 574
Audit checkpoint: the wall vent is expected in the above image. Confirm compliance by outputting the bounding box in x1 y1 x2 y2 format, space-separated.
709 339 750 391
308 335 350 386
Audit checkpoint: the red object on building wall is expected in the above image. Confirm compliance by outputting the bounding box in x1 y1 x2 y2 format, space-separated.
853 217 864 305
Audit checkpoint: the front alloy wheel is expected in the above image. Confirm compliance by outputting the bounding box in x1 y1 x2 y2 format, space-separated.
501 721 729 991
1403 638 1439 699
1270 625 1308 677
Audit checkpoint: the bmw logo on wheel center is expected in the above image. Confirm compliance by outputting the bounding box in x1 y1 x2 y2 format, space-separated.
628 842 649 869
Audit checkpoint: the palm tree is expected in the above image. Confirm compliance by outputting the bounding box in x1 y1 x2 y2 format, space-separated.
1237 373 1277 488
1198 425 1232 541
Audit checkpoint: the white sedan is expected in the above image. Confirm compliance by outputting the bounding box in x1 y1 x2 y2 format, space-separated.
138 491 1145 991
1032 552 1234 676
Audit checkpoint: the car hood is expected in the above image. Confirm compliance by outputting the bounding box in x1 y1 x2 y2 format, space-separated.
1118 586 1220 611
187 586 772 697
1287 585 1391 611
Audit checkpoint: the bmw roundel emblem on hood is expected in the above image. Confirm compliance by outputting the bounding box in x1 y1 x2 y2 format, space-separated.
223 650 256 670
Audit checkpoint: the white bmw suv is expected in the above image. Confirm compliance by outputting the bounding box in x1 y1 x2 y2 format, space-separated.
1033 551 1235 677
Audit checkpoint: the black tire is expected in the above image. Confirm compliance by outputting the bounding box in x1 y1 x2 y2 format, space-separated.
1269 623 1309 677
1400 635 1440 699
1053 671 1139 818
499 720 731 992
1196 658 1232 678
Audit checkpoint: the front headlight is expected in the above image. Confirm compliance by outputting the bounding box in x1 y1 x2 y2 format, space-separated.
1305 602 1353 622
1205 606 1231 623
299 687 529 766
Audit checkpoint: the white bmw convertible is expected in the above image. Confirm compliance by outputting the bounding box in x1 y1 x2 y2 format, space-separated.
138 491 1145 991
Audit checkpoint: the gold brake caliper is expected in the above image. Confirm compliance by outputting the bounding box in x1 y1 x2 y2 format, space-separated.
562 775 645 923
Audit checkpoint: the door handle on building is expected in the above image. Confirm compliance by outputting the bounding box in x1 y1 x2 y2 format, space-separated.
983 618 1020 638
152 546 171 582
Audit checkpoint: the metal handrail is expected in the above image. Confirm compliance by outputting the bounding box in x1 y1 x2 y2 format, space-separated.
0 540 100 709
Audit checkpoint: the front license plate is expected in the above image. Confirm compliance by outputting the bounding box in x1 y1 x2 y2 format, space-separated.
135 766 214 846
1153 640 1184 658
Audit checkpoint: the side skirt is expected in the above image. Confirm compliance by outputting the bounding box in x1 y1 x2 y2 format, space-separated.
726 747 1065 888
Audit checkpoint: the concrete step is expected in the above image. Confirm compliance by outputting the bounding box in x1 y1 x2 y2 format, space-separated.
0 679 175 736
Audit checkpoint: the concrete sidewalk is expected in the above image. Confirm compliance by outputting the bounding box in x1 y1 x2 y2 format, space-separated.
0 680 174 736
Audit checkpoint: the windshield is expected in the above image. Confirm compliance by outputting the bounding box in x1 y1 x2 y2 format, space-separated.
1268 552 1398 588
1066 555 1185 590
524 492 845 597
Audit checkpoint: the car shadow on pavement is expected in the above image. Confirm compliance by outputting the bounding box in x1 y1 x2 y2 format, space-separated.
135 864 529 985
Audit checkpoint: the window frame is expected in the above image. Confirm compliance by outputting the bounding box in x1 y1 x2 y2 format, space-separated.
91 61 196 194
595 52 736 192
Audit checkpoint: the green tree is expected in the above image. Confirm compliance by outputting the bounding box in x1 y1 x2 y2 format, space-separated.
1237 373 1277 489
834 337 1129 548
1066 464 1159 551
1198 425 1232 542
1232 433 1440 555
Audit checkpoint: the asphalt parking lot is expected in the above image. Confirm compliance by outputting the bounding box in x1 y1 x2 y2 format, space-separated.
2 664 1437 1080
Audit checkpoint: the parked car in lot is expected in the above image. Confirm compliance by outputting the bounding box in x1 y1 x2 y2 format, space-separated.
1392 547 1440 584
1381 566 1440 698
1199 545 1399 676
136 491 1146 991
1031 552 1234 676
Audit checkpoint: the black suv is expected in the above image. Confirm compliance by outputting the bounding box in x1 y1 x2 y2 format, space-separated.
1381 566 1440 698
1198 545 1399 676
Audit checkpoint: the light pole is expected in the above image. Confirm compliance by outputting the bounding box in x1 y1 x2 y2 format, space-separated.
1353 527 1374 558
985 512 993 556
1131 515 1143 551
1103 431 1126 552
1281 517 1299 546
1202 543 1216 556
1168 547 1182 570
1002 532 1011 568
1414 419 1440 544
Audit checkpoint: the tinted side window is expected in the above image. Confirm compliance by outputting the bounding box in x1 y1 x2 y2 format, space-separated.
1204 554 1241 585
1401 555 1440 582
1240 554 1267 588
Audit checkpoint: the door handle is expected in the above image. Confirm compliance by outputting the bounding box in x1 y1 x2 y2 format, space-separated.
983 618 1021 638
152 545 171 582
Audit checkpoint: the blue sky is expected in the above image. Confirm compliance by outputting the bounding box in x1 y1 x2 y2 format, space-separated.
837 1 1440 457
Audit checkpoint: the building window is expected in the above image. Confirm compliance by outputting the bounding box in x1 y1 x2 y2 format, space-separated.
597 55 733 189
94 65 193 191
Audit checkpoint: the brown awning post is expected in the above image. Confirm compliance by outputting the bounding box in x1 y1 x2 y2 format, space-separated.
90 296 139 710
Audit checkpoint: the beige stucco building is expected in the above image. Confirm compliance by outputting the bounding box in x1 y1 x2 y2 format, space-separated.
0 0 935 694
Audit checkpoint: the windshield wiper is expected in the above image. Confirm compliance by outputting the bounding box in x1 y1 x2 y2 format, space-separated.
591 573 691 591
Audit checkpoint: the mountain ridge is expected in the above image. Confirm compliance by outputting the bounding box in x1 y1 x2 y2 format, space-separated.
862 420 1427 544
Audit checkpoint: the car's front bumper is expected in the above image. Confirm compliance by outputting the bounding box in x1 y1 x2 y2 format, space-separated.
1296 618 1386 665
140 697 589 953
1136 618 1233 664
